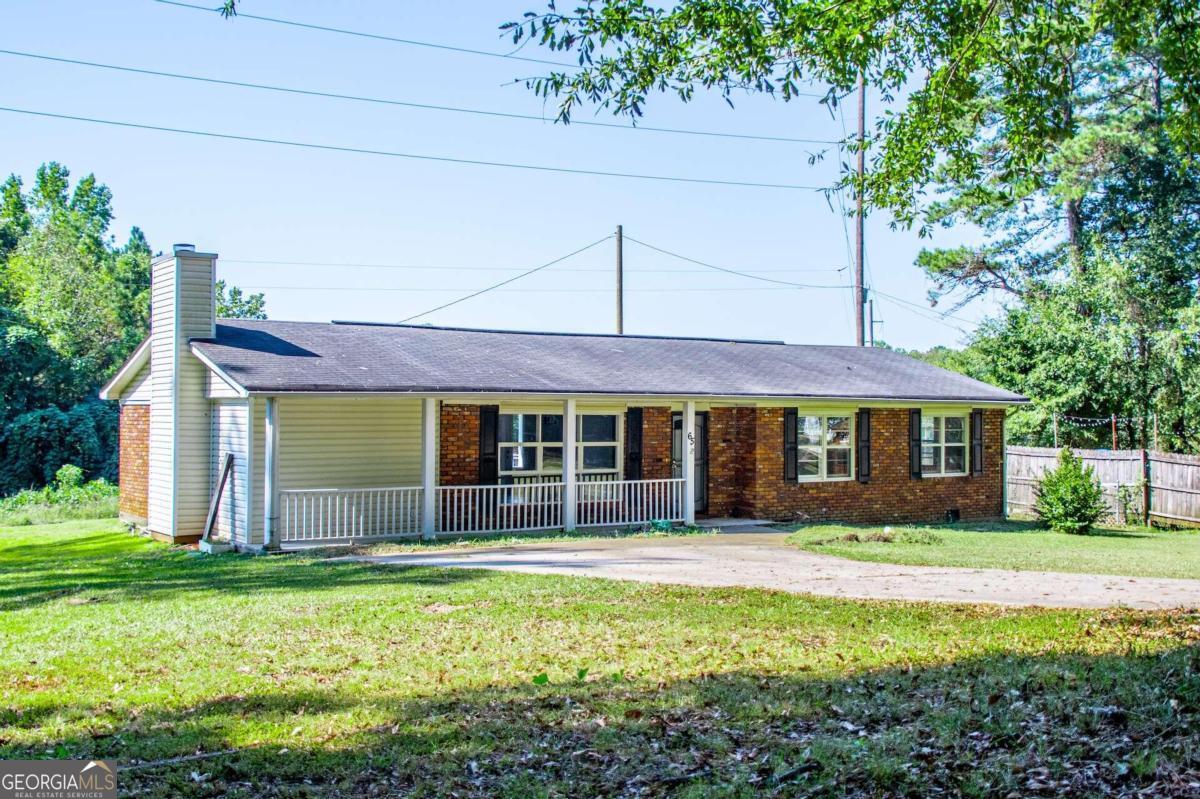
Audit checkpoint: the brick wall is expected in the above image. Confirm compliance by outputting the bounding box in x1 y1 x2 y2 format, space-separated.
118 404 150 524
747 407 1005 523
708 406 756 517
639 407 674 480
439 403 480 486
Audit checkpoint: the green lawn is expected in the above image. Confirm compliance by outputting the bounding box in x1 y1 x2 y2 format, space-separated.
2 520 1198 797
786 520 1200 580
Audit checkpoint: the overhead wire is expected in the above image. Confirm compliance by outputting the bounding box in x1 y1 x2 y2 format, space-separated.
396 235 613 323
0 106 823 191
0 49 835 145
156 0 830 99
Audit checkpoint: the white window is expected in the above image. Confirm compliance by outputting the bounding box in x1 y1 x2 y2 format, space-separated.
796 414 854 481
921 414 968 476
498 413 563 479
577 414 620 475
497 412 621 481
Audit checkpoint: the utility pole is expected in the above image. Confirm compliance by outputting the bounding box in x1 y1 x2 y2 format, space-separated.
615 224 624 335
854 73 867 347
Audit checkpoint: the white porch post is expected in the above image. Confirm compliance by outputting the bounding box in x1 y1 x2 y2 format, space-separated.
263 397 279 549
421 397 437 540
563 398 577 531
683 400 696 525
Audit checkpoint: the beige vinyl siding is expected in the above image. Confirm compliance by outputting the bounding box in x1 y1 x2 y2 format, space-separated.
276 397 423 491
122 362 152 405
210 401 249 541
248 398 265 546
207 370 243 399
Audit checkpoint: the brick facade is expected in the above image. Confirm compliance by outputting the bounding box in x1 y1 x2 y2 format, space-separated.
707 406 757 517
118 404 150 524
638 407 674 480
747 407 1005 523
434 402 1005 525
439 403 481 486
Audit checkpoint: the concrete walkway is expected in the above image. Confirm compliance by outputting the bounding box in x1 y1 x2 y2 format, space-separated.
360 529 1200 610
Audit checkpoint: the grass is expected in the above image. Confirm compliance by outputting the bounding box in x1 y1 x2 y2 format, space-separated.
786 519 1200 580
0 496 117 527
1 519 1198 797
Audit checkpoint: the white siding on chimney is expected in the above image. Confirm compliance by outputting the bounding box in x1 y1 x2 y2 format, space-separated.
147 250 217 539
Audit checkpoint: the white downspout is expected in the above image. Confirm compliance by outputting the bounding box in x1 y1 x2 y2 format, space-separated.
421 397 437 540
263 396 278 549
563 398 577 532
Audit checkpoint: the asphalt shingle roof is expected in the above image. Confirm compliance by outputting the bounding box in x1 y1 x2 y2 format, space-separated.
190 320 1026 403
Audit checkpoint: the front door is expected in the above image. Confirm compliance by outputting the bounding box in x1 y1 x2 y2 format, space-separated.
671 411 709 514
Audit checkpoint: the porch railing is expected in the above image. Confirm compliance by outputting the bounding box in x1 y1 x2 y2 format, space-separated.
277 477 688 545
436 482 564 535
576 478 686 527
279 486 423 544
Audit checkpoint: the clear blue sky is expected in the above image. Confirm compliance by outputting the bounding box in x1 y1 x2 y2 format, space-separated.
2 0 993 349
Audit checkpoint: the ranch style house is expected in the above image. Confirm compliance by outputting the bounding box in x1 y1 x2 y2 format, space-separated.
100 245 1027 550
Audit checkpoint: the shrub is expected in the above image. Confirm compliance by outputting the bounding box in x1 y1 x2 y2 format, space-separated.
1034 448 1109 534
0 464 118 525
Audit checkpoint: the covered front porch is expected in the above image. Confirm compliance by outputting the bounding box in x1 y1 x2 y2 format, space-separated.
210 395 704 550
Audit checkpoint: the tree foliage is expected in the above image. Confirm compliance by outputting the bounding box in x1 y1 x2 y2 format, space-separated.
0 163 265 494
490 0 1198 230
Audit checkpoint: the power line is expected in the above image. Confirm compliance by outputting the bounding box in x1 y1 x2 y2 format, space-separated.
0 49 835 145
156 0 577 68
157 0 829 100
622 236 847 289
624 234 980 329
236 285 850 293
0 106 823 191
221 257 844 274
397 236 613 323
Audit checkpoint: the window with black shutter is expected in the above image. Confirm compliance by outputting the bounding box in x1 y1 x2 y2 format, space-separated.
909 408 923 479
625 408 643 481
478 405 499 485
970 409 984 475
783 408 798 480
855 409 871 483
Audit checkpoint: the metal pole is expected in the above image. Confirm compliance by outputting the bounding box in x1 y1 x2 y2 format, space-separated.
1052 413 1059 448
1111 413 1118 451
615 224 624 335
854 73 866 347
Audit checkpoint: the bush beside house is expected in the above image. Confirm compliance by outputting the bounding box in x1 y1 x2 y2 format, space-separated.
1034 448 1110 534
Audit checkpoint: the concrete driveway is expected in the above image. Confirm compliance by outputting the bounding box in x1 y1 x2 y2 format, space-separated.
359 529 1200 610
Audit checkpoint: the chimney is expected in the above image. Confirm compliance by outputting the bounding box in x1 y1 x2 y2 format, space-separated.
146 244 218 538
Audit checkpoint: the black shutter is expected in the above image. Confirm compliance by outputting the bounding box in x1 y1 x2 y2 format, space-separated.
856 409 871 483
478 405 499 485
783 408 798 480
625 408 644 481
909 408 923 479
970 409 984 475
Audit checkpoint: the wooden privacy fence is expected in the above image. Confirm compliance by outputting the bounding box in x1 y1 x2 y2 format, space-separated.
1005 446 1200 526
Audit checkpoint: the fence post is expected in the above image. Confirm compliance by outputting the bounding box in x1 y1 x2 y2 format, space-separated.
1141 448 1150 527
